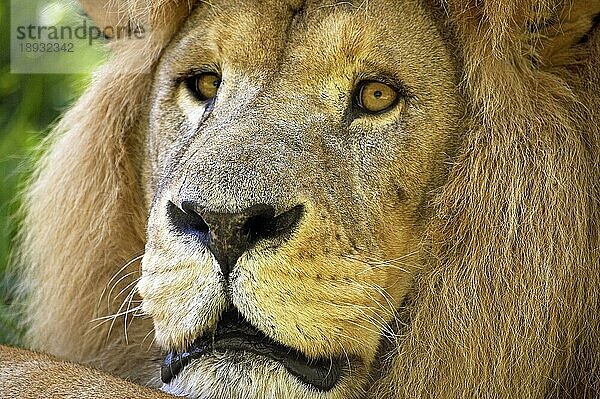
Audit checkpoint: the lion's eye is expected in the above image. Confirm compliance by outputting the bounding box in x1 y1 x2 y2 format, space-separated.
188 72 221 101
355 81 398 113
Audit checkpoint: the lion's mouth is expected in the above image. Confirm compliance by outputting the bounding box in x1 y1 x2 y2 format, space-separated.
160 309 343 391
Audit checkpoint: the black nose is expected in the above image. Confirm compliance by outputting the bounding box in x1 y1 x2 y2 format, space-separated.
167 201 304 278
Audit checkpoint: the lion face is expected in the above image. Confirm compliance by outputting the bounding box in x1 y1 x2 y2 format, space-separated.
137 0 462 397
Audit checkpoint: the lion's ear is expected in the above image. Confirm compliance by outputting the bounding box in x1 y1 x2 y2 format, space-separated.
79 0 128 38
533 1 600 65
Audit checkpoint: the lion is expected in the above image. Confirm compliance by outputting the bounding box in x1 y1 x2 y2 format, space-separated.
1 0 600 398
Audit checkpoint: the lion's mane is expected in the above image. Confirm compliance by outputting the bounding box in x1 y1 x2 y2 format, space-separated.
19 0 600 397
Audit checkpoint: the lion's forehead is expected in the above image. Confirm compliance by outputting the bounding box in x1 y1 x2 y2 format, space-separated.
163 0 444 89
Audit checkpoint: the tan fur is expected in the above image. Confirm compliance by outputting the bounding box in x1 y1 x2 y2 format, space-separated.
0 345 173 398
6 0 600 398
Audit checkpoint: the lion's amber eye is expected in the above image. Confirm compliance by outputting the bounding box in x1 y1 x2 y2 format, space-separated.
190 72 221 101
355 81 398 113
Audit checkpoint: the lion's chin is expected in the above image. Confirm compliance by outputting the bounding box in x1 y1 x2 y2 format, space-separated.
160 352 360 399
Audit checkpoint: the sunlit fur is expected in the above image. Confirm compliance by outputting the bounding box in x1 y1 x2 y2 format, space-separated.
17 0 600 398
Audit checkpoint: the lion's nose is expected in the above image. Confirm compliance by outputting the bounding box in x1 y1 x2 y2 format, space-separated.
167 201 304 278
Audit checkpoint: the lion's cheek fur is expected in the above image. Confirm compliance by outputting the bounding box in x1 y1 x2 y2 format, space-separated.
139 221 226 349
137 258 224 350
233 215 420 362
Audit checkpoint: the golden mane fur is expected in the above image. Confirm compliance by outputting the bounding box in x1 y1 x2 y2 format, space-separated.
19 0 600 397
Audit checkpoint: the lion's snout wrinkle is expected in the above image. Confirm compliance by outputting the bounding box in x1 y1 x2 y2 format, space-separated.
167 199 305 278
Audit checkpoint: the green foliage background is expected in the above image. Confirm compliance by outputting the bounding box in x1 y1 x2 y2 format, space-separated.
0 0 102 344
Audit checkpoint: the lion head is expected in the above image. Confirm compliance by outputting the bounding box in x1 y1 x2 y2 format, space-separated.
19 0 600 398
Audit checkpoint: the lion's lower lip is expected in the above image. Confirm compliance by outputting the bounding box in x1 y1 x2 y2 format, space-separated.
160 310 343 391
